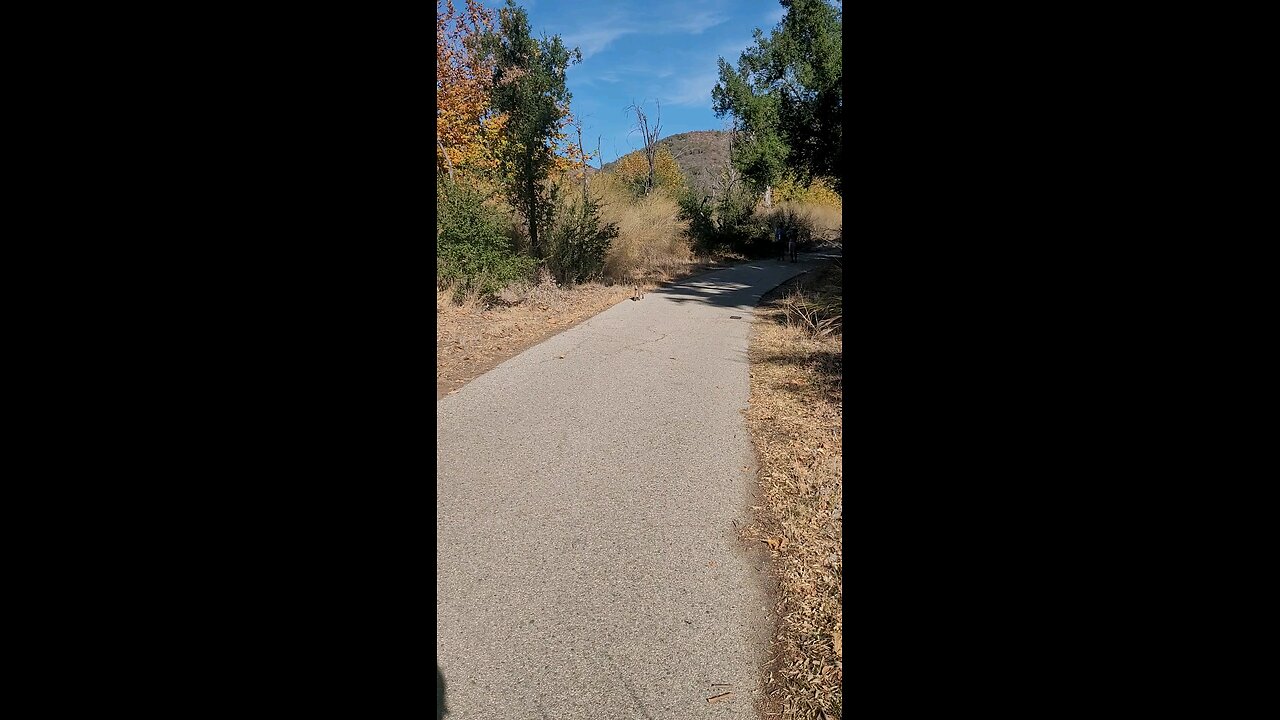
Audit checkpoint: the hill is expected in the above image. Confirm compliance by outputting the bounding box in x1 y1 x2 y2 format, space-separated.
602 130 732 199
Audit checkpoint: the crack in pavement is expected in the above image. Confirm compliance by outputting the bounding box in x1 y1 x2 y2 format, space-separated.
621 328 669 352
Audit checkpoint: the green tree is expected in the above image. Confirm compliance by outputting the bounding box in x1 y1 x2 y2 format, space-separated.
712 0 842 193
484 0 581 260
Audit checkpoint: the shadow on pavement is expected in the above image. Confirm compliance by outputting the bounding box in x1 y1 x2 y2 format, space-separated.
649 261 802 309
437 665 448 719
648 249 842 310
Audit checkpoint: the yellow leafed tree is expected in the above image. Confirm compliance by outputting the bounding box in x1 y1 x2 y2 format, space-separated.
773 173 842 208
438 0 587 194
612 146 687 196
437 0 506 184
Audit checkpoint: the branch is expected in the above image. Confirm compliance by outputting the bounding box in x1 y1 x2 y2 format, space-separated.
653 99 661 144
436 138 455 183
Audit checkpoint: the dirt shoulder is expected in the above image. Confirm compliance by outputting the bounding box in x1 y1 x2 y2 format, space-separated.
436 255 744 400
742 260 843 720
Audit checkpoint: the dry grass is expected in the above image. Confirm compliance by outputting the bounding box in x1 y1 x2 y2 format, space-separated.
436 271 633 399
779 291 842 339
760 202 843 245
744 262 843 720
592 174 694 283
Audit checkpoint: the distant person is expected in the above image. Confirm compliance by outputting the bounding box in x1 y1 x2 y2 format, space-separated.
775 224 785 261
788 226 798 262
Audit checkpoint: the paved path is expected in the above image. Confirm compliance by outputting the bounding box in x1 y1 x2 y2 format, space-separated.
437 251 837 719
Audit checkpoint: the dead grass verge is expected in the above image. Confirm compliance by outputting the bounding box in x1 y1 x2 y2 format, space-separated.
436 274 627 400
436 253 746 400
744 261 843 720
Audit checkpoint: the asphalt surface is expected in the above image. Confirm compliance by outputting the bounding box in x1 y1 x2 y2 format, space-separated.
437 250 838 719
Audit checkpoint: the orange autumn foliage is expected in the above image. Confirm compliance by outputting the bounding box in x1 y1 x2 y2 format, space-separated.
437 1 588 194
437 0 505 181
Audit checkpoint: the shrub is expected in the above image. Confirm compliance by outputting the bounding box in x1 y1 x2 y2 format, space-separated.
437 179 538 299
544 184 619 285
781 292 842 338
679 184 769 257
763 202 843 248
678 191 720 254
773 173 842 208
718 186 770 255
801 177 842 208
601 186 690 282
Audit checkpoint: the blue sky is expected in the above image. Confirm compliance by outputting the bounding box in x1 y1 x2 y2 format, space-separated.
476 0 788 164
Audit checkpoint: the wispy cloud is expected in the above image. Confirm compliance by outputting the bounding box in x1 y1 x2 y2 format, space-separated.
580 65 661 86
562 8 722 56
665 10 729 35
662 70 720 108
764 6 786 26
562 24 636 58
629 62 677 79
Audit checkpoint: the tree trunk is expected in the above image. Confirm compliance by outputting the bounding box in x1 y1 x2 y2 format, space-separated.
437 139 455 184
577 124 588 204
527 174 539 258
764 184 773 208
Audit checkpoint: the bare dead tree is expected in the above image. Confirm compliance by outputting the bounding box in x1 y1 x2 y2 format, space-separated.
714 159 741 199
715 124 742 199
574 120 588 203
626 99 662 194
596 135 603 172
